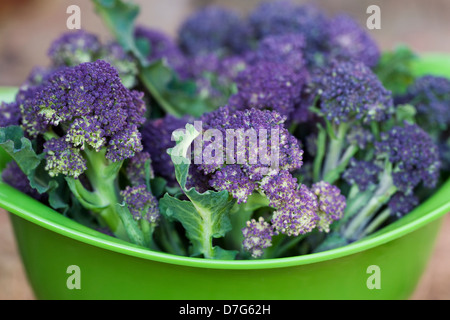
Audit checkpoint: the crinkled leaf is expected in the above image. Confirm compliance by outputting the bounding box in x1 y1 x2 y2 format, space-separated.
159 124 237 259
0 126 69 211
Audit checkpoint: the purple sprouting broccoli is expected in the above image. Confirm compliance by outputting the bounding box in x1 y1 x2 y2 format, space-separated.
177 5 251 56
341 122 441 240
48 29 102 67
0 101 21 128
245 33 307 73
121 185 160 224
343 159 382 192
388 192 419 218
263 172 319 237
134 26 188 78
47 30 138 88
311 181 347 233
243 33 313 124
326 14 380 68
376 122 441 193
398 75 450 130
311 60 394 183
199 107 304 198
17 60 156 243
126 151 154 187
1 161 46 202
194 106 346 257
242 217 274 258
228 61 306 118
248 1 330 67
397 75 450 170
314 61 393 125
140 114 192 186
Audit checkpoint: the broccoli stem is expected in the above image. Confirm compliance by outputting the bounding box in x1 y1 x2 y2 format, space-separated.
81 148 128 240
321 123 350 181
342 168 397 240
358 208 392 238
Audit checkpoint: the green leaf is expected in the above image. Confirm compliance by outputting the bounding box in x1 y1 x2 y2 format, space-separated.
91 0 147 65
159 124 237 259
0 126 42 175
0 126 70 211
374 45 418 95
139 60 212 117
116 203 146 247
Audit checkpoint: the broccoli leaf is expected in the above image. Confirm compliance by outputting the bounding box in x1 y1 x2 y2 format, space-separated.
0 126 69 210
139 60 213 117
374 45 417 95
91 0 148 65
159 124 237 259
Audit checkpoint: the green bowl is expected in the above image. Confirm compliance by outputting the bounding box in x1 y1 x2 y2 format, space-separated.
1 55 450 300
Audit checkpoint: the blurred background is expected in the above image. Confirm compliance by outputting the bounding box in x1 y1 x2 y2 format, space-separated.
0 0 449 299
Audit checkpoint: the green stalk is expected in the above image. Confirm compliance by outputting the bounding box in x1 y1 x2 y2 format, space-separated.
321 123 350 181
359 208 391 238
79 148 128 240
342 169 397 239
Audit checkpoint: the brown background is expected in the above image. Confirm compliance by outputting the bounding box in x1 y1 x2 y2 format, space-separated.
0 0 449 300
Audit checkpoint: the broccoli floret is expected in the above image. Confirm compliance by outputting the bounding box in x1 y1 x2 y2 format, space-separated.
245 33 306 73
341 122 441 240
242 217 274 258
47 30 138 88
178 5 251 56
121 185 160 224
228 61 306 118
48 30 102 67
326 14 380 68
311 60 394 183
17 60 152 241
311 181 347 233
248 1 329 67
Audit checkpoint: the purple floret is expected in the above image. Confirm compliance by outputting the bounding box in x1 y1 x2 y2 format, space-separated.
178 5 251 56
268 177 319 237
48 30 102 67
1 161 46 202
311 181 346 232
388 192 419 218
376 122 441 193
140 114 192 186
44 138 87 179
0 101 21 127
228 61 306 118
126 151 154 187
400 75 450 128
326 14 380 67
20 60 146 177
248 1 330 65
343 159 382 191
314 61 394 124
242 217 274 258
120 185 160 224
245 33 306 73
199 107 305 219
